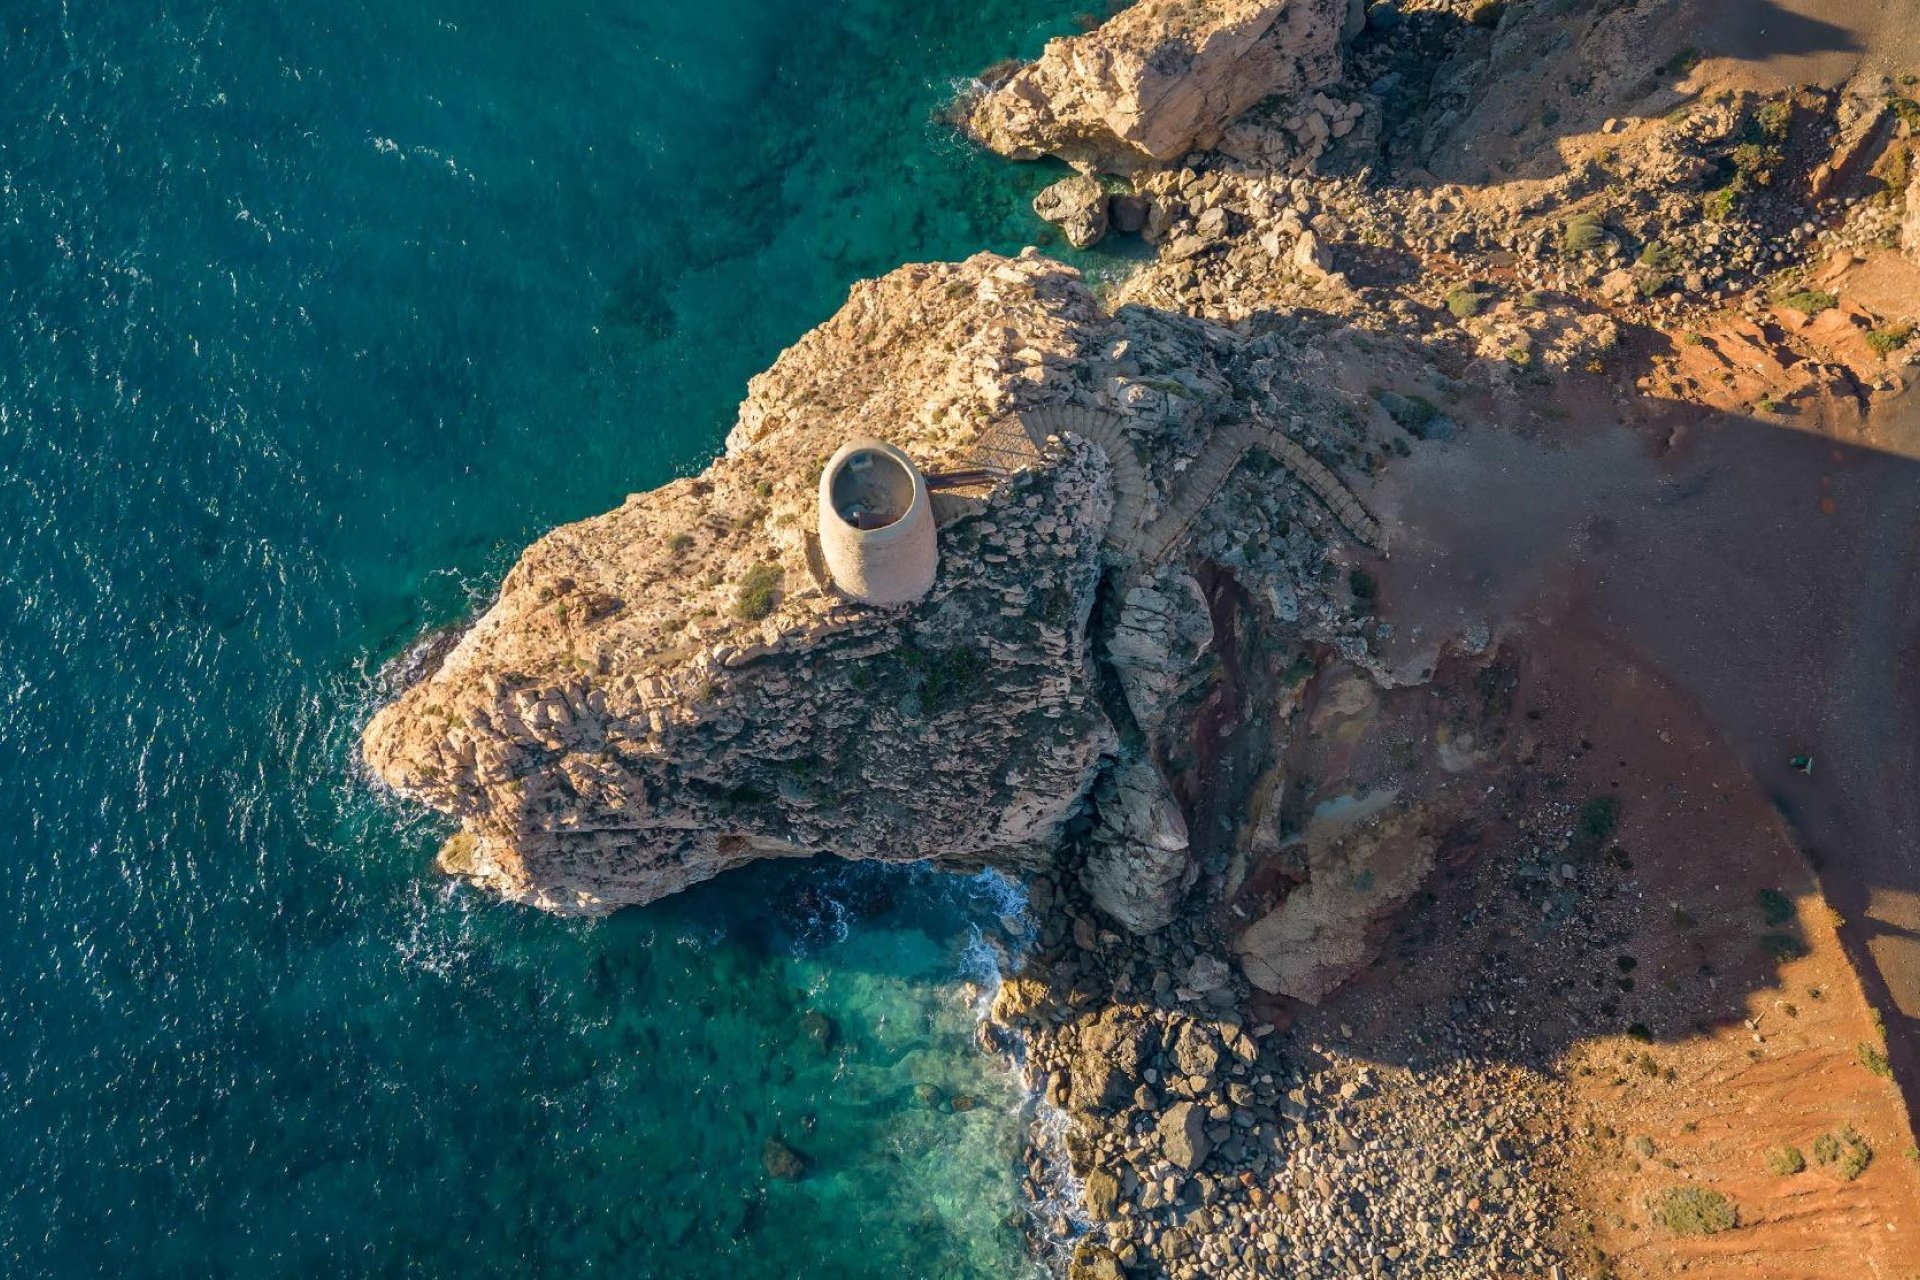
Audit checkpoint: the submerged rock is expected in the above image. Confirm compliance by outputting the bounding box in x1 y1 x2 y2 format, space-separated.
761 1136 809 1182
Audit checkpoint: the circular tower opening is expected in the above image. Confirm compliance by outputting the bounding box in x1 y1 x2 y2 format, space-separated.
829 448 916 531
816 438 938 605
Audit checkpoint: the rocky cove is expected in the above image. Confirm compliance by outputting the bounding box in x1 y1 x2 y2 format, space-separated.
365 0 1920 1275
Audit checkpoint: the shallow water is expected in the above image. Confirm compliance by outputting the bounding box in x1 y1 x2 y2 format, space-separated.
0 0 1097 1273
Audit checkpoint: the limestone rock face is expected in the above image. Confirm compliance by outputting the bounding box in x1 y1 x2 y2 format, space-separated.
366 244 1385 919
363 252 1120 914
1903 161 1920 262
1082 756 1194 933
1033 174 1111 248
1106 573 1215 736
964 0 1346 174
1233 784 1440 1002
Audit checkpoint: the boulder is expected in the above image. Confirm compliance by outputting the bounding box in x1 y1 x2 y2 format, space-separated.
964 0 1347 173
1033 174 1111 249
1110 193 1151 235
1292 228 1336 281
1082 757 1194 933
1068 1242 1127 1280
1082 1167 1123 1220
1171 1020 1223 1083
1070 1007 1153 1117
1157 1100 1213 1171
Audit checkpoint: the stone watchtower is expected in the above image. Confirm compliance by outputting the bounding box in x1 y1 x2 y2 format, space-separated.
816 438 938 605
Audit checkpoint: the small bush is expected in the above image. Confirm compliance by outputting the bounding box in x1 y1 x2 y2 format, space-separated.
1446 285 1495 319
733 562 785 621
1650 1186 1737 1235
1775 289 1837 316
1756 887 1795 926
1704 184 1742 221
1563 212 1609 254
1767 1144 1806 1175
1866 322 1915 356
668 532 695 555
1577 795 1621 844
1760 932 1810 962
1756 99 1793 141
1814 1126 1873 1180
1349 568 1378 602
1859 1042 1893 1079
1376 390 1445 437
1638 240 1682 271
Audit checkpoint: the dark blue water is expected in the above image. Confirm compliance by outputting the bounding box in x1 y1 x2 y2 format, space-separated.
0 1 1090 1274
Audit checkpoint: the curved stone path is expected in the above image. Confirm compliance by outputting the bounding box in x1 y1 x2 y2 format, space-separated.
1018 405 1381 565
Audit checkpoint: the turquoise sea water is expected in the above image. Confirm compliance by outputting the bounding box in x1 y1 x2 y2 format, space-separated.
0 1 1093 1274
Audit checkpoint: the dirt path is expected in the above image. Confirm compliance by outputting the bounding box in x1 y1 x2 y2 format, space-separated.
1370 400 1920 1110
1691 0 1920 90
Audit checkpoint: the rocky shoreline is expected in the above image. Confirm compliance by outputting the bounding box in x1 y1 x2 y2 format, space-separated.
362 0 1920 1273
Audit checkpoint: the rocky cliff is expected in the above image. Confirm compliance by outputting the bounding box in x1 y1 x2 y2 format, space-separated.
963 0 1348 174
364 250 1382 919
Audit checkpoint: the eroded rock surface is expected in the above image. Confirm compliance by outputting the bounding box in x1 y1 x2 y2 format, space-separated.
365 249 1382 916
964 0 1345 173
365 252 1121 912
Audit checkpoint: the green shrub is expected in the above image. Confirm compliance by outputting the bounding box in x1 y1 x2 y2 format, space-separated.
1757 887 1795 926
1563 212 1609 254
1731 142 1786 186
1649 1186 1737 1235
1577 796 1621 844
1775 289 1837 316
1859 1042 1893 1079
1704 184 1742 221
1814 1126 1873 1180
668 532 695 555
1866 322 1914 356
1760 932 1810 962
733 562 785 621
1638 240 1682 271
1755 99 1793 141
1767 1144 1806 1175
1376 390 1444 436
1446 285 1495 319
901 643 988 714
1349 568 1378 602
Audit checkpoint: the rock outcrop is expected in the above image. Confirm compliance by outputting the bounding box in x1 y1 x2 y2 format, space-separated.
963 0 1345 174
1082 756 1194 933
365 252 1120 913
1904 158 1920 261
365 249 1383 917
1033 174 1112 248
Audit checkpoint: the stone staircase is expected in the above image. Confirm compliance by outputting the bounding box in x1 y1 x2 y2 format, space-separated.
1019 406 1381 567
